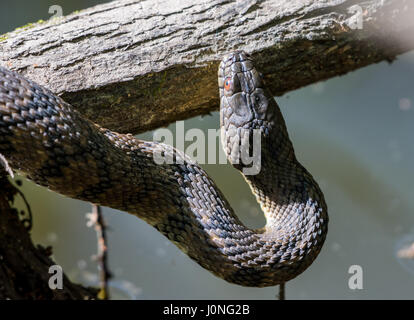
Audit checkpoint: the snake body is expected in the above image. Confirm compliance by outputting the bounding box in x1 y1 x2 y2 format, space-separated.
0 51 328 287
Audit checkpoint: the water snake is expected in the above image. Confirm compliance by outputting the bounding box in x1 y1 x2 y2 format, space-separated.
0 51 328 287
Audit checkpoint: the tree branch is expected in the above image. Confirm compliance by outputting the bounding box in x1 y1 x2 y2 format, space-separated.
0 0 413 134
0 174 97 299
87 205 112 300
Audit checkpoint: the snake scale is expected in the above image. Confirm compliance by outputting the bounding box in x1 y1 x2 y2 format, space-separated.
0 51 328 287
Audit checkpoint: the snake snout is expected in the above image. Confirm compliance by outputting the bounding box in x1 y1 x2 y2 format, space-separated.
221 50 251 65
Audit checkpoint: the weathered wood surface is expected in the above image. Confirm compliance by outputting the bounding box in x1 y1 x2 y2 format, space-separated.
0 0 413 134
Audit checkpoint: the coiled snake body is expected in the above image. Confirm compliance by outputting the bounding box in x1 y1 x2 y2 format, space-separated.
0 51 328 287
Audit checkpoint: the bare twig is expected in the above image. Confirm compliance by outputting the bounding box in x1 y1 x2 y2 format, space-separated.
277 283 285 300
0 153 14 178
87 204 112 300
14 184 33 231
0 159 33 231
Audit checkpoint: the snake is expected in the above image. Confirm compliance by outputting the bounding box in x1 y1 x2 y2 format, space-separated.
0 51 328 287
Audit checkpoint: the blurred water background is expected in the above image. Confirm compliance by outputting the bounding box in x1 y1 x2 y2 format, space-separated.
1 0 414 299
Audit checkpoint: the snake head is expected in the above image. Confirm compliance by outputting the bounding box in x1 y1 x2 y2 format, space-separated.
218 51 278 172
218 51 276 128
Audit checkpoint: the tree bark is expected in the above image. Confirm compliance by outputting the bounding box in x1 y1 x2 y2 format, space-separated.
0 0 413 134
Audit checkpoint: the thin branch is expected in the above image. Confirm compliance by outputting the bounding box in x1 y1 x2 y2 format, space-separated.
87 204 112 300
14 183 33 231
0 153 14 178
277 283 285 300
0 158 33 230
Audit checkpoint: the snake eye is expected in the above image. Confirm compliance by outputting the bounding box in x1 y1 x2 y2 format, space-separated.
224 77 232 91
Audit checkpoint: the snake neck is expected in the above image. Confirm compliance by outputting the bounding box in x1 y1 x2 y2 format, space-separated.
245 120 326 230
215 109 328 285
